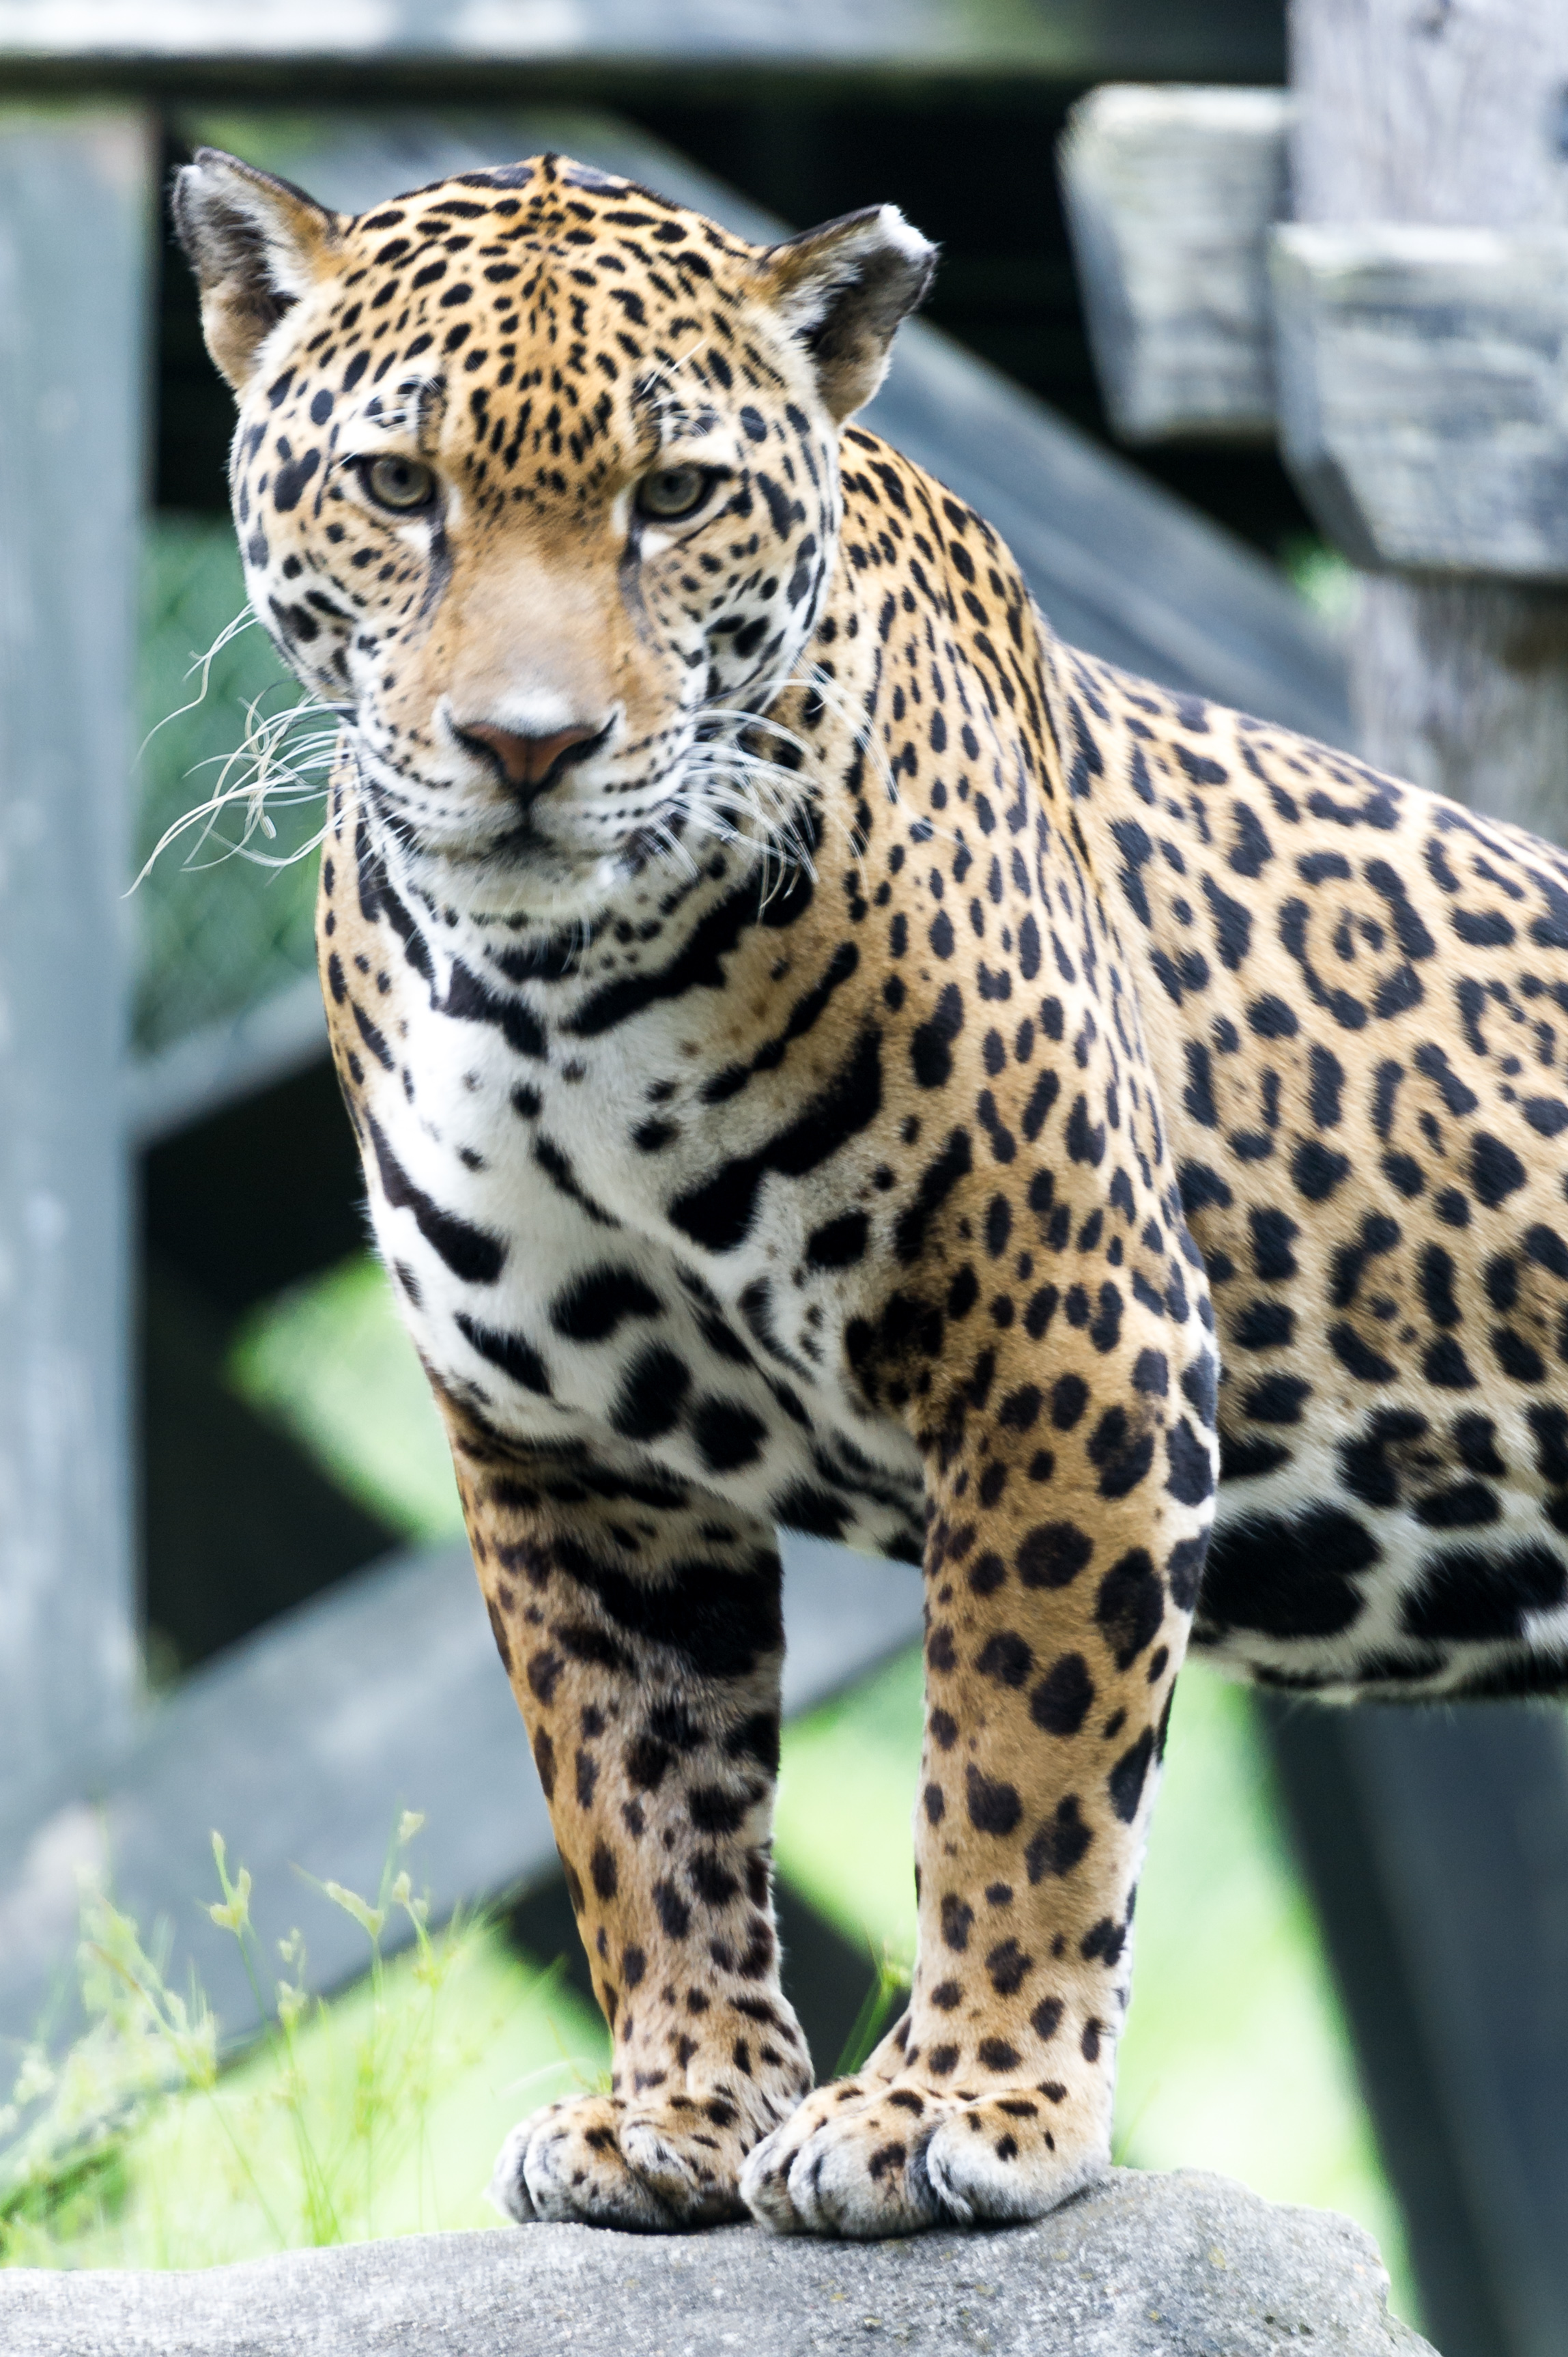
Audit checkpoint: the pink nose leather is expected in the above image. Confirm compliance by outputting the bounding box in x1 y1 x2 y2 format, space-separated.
460 720 602 791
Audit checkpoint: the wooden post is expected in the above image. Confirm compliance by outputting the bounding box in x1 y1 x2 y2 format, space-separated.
0 111 150 1817
1286 13 1568 2354
1290 0 1568 832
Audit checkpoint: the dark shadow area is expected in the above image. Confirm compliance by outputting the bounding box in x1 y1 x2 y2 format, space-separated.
1261 1696 1515 2357
138 1058 380 1668
140 1258 399 1671
141 1058 367 1318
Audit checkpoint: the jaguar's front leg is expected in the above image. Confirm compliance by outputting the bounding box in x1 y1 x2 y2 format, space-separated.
743 1284 1215 2236
448 1415 813 2229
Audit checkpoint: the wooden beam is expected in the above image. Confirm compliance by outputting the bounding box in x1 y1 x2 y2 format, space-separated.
1264 1699 1514 2357
0 0 1287 83
1287 0 1568 842
0 109 152 1822
1274 13 1568 2354
128 973 326 1151
1267 1697 1568 2357
1272 224 1568 579
1057 77 1568 589
1059 83 1292 445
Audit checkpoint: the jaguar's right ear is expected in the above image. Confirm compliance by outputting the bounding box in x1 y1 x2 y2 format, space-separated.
173 147 343 395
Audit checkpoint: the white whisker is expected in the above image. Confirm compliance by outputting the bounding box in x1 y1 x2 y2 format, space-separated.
137 604 261 765
132 687 349 892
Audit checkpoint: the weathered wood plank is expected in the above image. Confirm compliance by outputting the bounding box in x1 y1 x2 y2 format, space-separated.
1272 223 1568 578
1341 1708 1568 2357
128 972 326 1148
1289 0 1568 234
0 109 151 1821
1267 1697 1568 2357
1261 1698 1513 2357
1287 0 1568 842
1059 83 1291 445
0 0 1286 79
0 1534 922 2048
1277 13 1568 2354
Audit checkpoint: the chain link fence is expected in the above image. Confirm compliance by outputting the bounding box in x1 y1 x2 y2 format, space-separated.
134 518 324 1056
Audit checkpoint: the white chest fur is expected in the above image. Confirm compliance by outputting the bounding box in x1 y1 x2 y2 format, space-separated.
351 925 925 1562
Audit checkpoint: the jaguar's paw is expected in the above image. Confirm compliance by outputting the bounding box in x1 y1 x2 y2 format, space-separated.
740 2075 1107 2239
490 2089 761 2231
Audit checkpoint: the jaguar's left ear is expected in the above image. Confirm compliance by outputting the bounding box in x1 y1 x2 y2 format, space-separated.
760 205 937 422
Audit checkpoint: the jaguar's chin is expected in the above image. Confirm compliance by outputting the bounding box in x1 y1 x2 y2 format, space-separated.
412 838 626 927
358 792 606 925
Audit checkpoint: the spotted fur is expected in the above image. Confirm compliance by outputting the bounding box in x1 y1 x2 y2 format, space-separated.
177 144 1568 2242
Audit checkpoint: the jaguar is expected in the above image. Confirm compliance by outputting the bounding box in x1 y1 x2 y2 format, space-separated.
176 143 1568 2240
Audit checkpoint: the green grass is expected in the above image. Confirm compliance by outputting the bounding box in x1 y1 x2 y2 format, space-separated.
0 1837 605 2272
36 1932 606 2270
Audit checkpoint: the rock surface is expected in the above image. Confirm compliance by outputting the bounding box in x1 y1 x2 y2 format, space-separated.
0 2169 1436 2355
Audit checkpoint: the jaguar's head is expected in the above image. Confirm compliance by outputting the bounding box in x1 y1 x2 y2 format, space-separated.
175 147 935 924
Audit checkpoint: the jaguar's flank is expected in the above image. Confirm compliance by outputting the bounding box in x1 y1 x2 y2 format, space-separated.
177 144 1568 2241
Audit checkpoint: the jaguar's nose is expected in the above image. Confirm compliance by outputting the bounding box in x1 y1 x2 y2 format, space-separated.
455 718 610 803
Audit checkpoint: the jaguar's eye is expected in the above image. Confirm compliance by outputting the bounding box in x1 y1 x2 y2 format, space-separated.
636 465 711 521
362 455 438 513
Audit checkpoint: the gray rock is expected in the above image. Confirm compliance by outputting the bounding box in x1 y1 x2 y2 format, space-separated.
0 2168 1436 2354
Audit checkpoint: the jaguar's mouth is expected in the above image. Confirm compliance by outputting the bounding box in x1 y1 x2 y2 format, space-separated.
359 722 801 917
